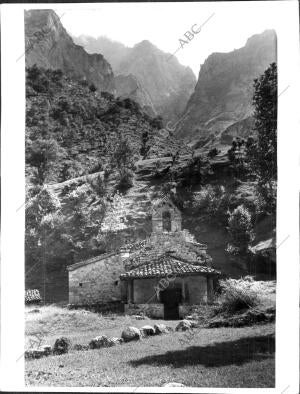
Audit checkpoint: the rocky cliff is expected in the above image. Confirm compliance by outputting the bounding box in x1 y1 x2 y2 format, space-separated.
25 10 115 93
175 30 277 147
74 36 197 123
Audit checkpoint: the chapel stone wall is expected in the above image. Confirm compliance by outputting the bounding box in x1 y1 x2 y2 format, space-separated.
68 252 126 304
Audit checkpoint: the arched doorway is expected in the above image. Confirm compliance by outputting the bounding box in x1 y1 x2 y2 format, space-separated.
162 211 172 232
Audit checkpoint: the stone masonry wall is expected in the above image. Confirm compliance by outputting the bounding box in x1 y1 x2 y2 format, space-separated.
69 253 125 304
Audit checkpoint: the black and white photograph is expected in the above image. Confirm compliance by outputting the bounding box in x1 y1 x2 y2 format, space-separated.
1 1 300 391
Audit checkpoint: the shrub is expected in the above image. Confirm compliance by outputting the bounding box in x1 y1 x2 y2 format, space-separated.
217 277 260 314
227 205 254 253
89 83 97 92
117 169 134 192
53 337 71 355
208 147 220 158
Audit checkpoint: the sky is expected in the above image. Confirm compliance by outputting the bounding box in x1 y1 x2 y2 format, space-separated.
57 2 284 77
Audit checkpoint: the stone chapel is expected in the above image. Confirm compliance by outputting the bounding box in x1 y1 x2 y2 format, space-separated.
67 198 220 319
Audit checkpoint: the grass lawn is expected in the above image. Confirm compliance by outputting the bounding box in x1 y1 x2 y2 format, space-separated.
25 306 275 387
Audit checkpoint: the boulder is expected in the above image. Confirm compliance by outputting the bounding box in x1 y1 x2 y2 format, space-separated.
53 337 71 355
140 325 155 336
89 335 115 349
154 323 168 334
121 326 141 342
175 320 192 331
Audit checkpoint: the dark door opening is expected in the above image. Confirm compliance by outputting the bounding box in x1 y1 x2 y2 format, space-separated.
162 211 172 232
161 288 181 320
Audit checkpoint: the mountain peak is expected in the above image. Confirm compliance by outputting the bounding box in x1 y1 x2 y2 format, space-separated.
25 9 115 93
175 29 276 144
245 29 277 47
134 40 156 49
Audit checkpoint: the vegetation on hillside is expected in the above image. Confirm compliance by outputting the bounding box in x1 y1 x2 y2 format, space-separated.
26 65 190 187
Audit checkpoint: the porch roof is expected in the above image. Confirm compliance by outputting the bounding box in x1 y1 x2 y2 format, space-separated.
120 254 220 280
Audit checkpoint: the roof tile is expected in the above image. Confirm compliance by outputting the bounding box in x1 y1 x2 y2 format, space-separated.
120 254 220 279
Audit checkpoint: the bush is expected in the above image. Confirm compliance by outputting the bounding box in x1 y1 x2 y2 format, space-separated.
217 277 260 314
117 169 134 192
53 337 71 355
227 205 254 253
208 147 220 158
89 83 97 92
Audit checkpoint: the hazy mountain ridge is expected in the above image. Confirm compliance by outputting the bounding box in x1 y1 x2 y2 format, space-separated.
175 29 277 146
74 35 197 123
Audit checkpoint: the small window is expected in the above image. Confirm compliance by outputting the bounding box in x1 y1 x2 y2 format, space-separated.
114 280 119 286
79 283 83 287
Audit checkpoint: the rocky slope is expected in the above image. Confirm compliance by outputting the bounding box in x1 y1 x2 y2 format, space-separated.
114 74 156 117
25 10 115 93
74 36 196 123
175 30 277 147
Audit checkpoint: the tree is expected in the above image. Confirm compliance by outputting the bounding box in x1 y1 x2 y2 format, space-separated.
26 138 66 184
227 138 248 177
246 63 277 212
227 205 254 253
110 137 134 192
111 137 134 171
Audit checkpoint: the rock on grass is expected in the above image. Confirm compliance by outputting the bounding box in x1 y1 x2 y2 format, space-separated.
175 320 192 331
121 326 141 342
154 323 168 334
89 335 116 349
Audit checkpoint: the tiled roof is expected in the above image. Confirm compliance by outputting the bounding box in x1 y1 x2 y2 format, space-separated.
120 255 220 279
